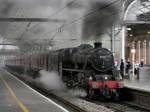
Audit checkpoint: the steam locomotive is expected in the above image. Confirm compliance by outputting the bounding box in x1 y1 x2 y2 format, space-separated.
6 42 123 99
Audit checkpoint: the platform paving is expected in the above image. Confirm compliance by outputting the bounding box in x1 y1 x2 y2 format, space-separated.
124 78 150 92
0 69 68 112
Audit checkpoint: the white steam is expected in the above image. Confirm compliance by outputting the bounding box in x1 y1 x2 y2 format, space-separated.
38 70 66 91
37 70 87 97
67 89 87 97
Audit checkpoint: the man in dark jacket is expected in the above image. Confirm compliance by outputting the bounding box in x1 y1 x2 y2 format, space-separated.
126 60 131 77
140 59 144 67
120 59 124 78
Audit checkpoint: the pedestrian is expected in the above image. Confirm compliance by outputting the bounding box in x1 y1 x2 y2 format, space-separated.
134 66 137 75
120 59 124 79
139 59 144 67
126 60 131 77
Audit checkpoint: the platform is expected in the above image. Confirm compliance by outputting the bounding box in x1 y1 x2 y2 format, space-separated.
124 78 150 93
0 69 68 112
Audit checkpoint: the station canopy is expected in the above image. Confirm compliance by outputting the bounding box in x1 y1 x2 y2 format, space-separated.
126 0 150 38
0 0 149 56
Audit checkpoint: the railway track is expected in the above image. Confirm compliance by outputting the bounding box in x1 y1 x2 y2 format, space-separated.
81 97 149 112
123 88 150 111
16 77 150 112
28 83 150 112
6 69 150 112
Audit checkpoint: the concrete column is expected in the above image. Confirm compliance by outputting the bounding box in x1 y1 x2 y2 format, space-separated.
121 26 126 61
138 41 141 63
143 40 146 64
131 41 135 77
121 0 126 61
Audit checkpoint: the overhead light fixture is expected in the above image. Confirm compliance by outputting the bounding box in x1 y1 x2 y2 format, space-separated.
129 34 133 37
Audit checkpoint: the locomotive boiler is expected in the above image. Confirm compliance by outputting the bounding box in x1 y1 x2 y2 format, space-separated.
6 42 123 99
61 42 114 72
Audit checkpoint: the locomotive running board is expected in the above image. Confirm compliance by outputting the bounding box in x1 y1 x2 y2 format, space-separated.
62 68 92 72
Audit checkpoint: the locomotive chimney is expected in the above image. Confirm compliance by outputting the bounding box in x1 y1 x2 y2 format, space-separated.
94 42 102 48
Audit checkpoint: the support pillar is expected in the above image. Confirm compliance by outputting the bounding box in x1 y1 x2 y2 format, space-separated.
131 41 135 78
121 26 126 61
143 40 146 64
138 41 141 63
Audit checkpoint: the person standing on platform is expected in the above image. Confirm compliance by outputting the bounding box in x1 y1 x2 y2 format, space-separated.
120 59 124 79
139 59 144 67
126 60 131 77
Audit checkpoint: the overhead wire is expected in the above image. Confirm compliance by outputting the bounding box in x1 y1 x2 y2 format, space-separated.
40 0 122 40
22 0 122 45
17 0 76 43
18 0 76 43
29 0 76 29
51 10 123 43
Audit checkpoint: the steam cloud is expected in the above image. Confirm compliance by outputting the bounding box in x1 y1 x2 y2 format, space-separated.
82 0 120 40
0 1 14 15
68 89 87 97
38 70 66 91
0 0 121 41
38 70 87 97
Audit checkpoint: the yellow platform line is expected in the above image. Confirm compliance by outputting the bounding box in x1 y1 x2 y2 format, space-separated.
0 76 29 112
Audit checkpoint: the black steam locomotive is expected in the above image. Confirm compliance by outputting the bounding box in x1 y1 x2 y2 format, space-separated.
6 42 123 99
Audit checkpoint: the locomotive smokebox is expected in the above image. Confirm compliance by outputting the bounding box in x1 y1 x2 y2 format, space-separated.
94 42 102 48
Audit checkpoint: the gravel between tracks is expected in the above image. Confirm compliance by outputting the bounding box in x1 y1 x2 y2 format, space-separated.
53 91 113 112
